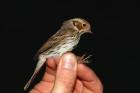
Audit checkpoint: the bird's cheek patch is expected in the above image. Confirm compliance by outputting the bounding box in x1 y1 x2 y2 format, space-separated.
73 21 83 30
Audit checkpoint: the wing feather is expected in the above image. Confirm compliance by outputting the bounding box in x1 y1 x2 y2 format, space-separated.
34 29 75 60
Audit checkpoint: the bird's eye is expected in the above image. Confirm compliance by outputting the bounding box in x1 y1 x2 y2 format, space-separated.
82 24 86 27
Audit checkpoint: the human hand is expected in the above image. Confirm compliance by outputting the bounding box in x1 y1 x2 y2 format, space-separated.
29 53 103 93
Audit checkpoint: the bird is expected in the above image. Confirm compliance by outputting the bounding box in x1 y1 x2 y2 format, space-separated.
24 18 92 90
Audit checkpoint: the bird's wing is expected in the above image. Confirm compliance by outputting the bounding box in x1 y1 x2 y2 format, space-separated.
34 29 73 60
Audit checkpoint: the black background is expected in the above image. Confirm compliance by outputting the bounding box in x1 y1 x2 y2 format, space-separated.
0 0 138 93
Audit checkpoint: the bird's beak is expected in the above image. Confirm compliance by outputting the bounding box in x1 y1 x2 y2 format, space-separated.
88 30 92 34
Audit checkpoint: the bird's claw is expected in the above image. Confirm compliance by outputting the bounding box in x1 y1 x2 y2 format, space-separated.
77 54 92 64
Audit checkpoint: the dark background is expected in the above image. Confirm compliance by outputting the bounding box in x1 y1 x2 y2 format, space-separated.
0 0 137 93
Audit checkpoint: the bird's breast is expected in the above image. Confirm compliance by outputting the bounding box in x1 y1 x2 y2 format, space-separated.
56 38 79 54
41 37 79 58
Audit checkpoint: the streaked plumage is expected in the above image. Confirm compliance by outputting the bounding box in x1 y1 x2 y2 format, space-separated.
24 18 92 90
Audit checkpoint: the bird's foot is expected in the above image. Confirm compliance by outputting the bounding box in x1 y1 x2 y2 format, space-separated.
77 54 92 64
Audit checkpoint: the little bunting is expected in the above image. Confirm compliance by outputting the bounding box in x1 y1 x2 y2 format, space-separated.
24 18 92 90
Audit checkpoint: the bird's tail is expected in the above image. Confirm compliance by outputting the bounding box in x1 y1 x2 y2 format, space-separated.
24 60 45 91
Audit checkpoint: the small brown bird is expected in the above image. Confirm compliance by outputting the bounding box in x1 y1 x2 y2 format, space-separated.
24 18 92 90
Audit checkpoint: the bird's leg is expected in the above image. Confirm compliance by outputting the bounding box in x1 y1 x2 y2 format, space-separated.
77 54 92 64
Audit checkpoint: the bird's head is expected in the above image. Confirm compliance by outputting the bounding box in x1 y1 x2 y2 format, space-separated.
61 18 92 34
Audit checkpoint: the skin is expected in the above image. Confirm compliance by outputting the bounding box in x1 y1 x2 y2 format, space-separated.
29 53 103 93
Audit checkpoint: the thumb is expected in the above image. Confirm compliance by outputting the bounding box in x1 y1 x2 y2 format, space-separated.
51 53 77 93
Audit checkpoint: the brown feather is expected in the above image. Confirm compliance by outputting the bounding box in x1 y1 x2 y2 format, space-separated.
34 29 78 60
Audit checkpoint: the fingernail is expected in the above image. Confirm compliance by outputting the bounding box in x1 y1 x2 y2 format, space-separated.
61 53 76 70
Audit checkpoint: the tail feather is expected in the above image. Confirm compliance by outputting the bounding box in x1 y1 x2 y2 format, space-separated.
24 60 45 90
24 70 38 90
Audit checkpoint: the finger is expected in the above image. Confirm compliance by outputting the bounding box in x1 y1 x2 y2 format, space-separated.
78 64 98 81
42 57 61 82
29 58 57 93
77 64 103 93
46 56 61 70
46 58 57 70
51 53 77 93
42 58 57 82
